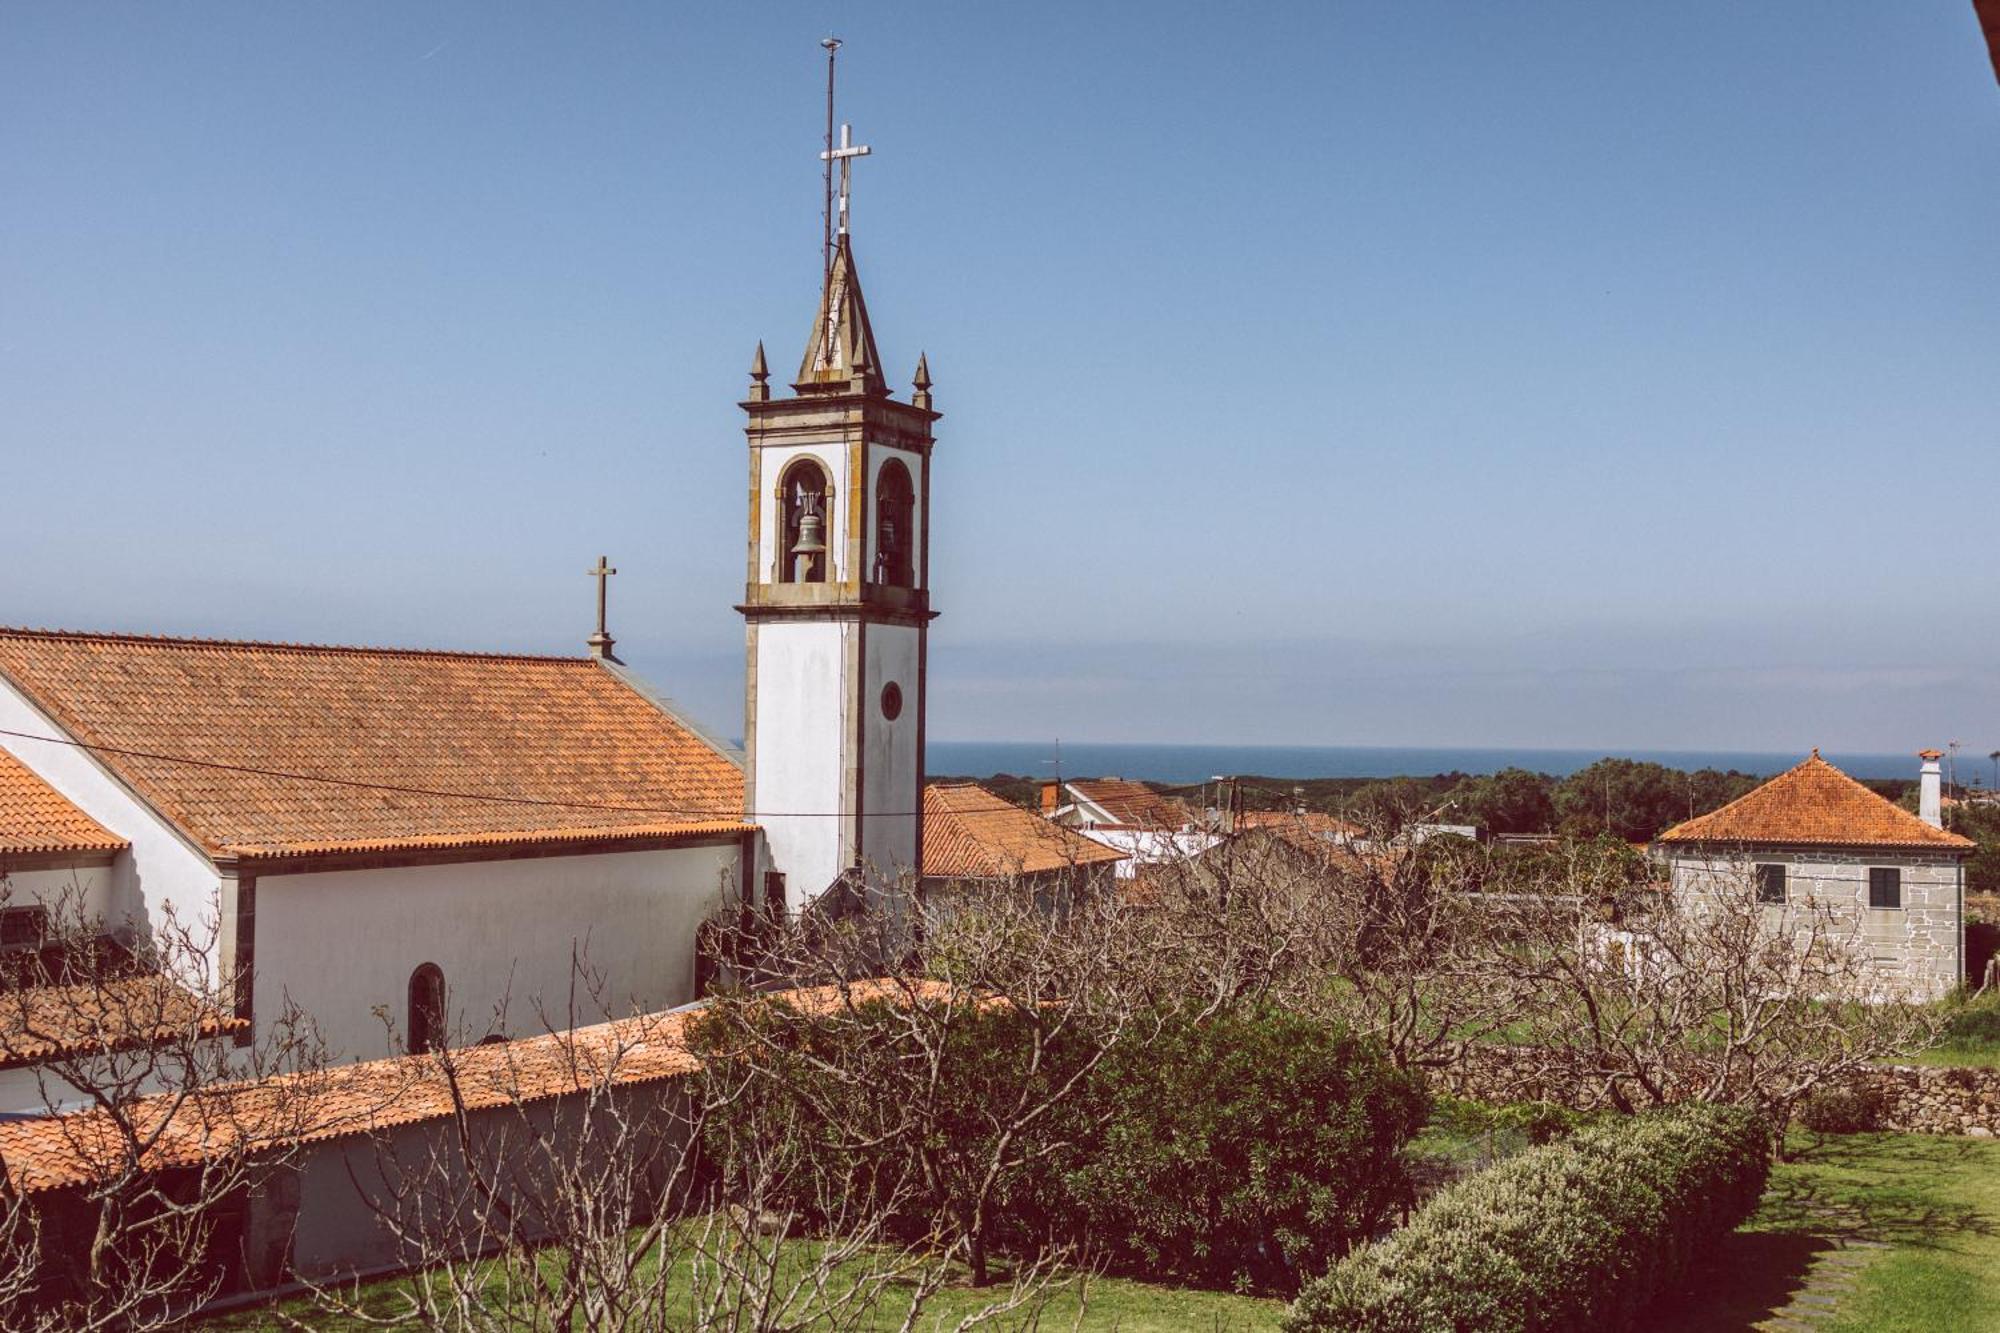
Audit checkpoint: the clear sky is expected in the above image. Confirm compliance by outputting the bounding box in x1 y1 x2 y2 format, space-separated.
3 4 1997 753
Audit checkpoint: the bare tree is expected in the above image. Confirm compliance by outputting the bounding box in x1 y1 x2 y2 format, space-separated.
1455 844 1946 1132
296 932 1065 1333
700 880 1139 1295
0 877 339 1331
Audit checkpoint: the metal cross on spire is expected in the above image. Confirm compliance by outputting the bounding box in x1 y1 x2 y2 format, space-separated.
817 37 871 277
824 122 870 239
585 555 618 660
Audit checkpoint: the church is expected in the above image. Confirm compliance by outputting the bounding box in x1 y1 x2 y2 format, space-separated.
0 169 936 1077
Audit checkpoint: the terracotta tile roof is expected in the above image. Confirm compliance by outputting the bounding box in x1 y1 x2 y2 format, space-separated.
0 975 246 1071
1064 779 1191 831
0 748 126 857
923 784 1124 880
0 629 747 860
0 980 935 1195
1658 751 1973 851
1235 810 1362 840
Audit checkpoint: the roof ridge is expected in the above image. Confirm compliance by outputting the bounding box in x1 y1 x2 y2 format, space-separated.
1673 751 1826 829
0 626 592 666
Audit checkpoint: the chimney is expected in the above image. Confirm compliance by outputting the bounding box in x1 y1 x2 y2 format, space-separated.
1919 749 1944 828
1040 781 1059 815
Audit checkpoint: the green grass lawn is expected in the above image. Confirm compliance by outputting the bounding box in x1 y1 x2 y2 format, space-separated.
204 1248 1285 1332
1642 1132 2000 1332
207 1129 2000 1332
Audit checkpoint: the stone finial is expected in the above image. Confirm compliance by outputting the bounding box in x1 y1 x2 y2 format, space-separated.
912 351 933 411
748 340 770 402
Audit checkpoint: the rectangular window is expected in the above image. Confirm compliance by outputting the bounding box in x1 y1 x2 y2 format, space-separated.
1869 867 1902 910
1755 863 1786 905
763 870 787 915
0 906 48 950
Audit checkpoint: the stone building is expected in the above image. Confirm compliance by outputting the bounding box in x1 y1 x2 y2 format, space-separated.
1655 750 1973 1000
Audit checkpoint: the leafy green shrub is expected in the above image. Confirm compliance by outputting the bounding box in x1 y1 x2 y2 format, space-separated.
692 996 1427 1296
1795 1083 1885 1135
688 994 1096 1265
1940 986 2000 1049
1428 1094 1588 1145
1284 1104 1771 1333
1065 1006 1428 1294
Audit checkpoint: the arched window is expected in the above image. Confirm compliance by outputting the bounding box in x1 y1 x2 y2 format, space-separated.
408 962 445 1054
873 459 914 588
779 459 832 584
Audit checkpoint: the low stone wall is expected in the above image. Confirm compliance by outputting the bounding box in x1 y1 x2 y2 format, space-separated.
1847 1064 2000 1137
1437 1046 2000 1137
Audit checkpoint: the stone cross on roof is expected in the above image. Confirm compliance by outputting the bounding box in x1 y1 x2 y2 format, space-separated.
586 556 618 660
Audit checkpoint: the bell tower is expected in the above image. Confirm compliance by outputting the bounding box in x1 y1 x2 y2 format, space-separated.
740 68 936 910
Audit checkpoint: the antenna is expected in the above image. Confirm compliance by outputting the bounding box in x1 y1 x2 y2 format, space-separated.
821 36 840 294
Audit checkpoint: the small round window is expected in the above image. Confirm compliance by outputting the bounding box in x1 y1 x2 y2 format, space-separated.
880 681 904 721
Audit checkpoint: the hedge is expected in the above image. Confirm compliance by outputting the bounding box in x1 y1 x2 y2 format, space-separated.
1066 1005 1428 1293
1284 1103 1771 1333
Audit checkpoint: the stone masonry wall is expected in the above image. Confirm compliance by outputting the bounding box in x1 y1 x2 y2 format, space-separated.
1667 849 1964 1001
1440 1045 2000 1137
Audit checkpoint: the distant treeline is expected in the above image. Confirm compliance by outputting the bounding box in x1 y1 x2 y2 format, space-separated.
937 760 1918 845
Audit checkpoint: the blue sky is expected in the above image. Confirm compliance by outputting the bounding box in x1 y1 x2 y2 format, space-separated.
3 4 1997 753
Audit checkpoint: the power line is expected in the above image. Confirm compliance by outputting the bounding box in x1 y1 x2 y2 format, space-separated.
0 726 1217 824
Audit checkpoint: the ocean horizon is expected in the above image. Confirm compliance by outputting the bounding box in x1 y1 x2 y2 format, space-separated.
926 741 1948 786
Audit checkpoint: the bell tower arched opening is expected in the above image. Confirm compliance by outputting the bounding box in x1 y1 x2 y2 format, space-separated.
778 458 832 584
874 458 915 588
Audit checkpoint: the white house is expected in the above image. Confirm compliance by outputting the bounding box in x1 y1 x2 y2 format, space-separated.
1655 749 1973 1001
1039 778 1218 878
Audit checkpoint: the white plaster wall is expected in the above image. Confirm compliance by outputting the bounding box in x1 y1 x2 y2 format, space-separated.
865 444 924 587
1075 827 1222 879
0 863 117 928
759 444 849 584
861 623 920 880
271 1082 690 1294
0 678 219 960
254 843 739 1063
0 1050 187 1117
1668 848 1963 1001
751 620 845 905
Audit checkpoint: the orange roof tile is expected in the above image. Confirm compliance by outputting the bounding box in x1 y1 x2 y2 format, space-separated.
0 975 245 1071
0 980 938 1195
923 784 1124 880
0 747 126 857
0 629 746 860
1063 779 1191 831
1236 810 1362 840
1658 751 1973 851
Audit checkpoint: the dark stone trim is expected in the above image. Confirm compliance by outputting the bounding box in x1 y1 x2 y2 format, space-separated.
736 602 938 629
213 829 749 878
233 875 256 1047
0 849 119 873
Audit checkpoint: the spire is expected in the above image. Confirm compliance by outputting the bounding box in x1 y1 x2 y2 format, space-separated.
795 233 886 394
748 340 770 402
911 352 933 411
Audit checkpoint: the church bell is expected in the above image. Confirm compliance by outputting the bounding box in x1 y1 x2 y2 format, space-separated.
791 509 827 581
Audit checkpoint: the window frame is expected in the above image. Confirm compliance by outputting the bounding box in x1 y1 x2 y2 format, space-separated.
0 905 49 951
1868 866 1902 911
408 962 446 1055
1754 863 1787 905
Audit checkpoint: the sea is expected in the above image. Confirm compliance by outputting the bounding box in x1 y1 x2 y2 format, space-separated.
926 742 1936 785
